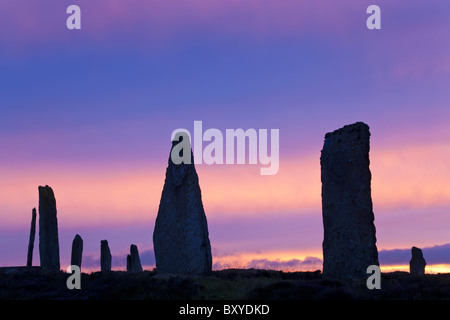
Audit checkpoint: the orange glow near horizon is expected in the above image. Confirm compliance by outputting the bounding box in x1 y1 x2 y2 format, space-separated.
212 249 323 269
77 249 450 274
85 264 450 274
380 264 450 274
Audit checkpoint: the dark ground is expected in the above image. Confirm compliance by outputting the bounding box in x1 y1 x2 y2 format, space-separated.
1 267 450 300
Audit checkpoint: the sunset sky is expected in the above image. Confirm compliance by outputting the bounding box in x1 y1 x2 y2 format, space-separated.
1 0 450 273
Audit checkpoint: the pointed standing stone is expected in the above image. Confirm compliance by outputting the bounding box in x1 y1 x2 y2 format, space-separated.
27 208 37 267
71 234 83 270
100 240 112 272
128 244 143 272
38 185 60 272
410 246 426 274
321 122 379 280
153 135 212 275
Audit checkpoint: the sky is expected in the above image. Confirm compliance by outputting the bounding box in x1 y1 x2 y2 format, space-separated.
1 0 450 273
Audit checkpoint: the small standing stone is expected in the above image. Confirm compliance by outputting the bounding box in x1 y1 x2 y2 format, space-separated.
100 240 112 272
71 234 83 270
126 254 131 272
128 244 143 272
26 208 37 267
38 185 60 272
410 246 426 274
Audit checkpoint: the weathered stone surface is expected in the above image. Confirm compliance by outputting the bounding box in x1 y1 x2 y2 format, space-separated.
410 246 426 274
100 240 112 272
38 185 60 272
128 244 143 272
71 234 83 269
153 137 212 275
27 208 37 267
321 122 379 280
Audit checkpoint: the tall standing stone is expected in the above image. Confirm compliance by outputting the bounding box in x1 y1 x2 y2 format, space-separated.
38 185 60 272
71 234 83 270
321 122 379 280
153 134 212 275
100 240 112 272
410 246 426 274
128 244 143 272
27 208 37 267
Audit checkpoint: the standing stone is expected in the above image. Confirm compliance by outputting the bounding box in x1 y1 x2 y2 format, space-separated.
410 246 426 274
321 122 379 280
153 135 212 275
128 244 143 272
126 254 131 272
26 208 37 267
38 185 60 272
71 234 83 270
100 240 112 272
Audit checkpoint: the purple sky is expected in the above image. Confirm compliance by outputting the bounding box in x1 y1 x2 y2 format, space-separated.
1 0 450 271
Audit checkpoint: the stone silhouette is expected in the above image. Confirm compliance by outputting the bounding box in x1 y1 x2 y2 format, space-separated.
127 244 143 272
410 246 426 274
126 254 131 272
100 240 112 272
153 134 212 275
321 122 379 280
26 208 37 267
38 185 60 272
71 234 83 270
